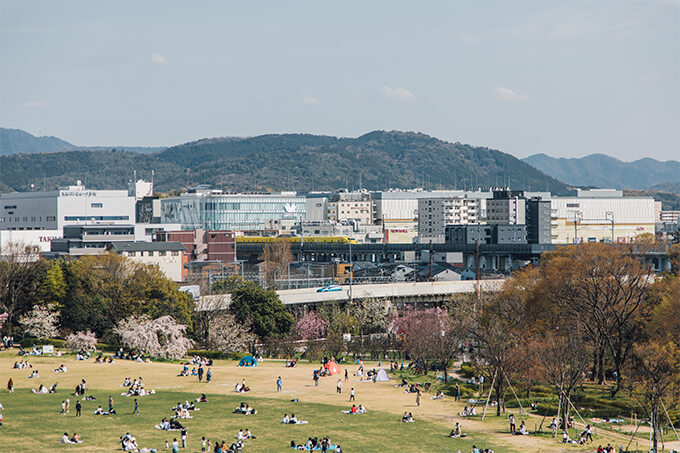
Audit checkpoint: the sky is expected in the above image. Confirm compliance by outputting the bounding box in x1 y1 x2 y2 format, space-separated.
1 0 679 161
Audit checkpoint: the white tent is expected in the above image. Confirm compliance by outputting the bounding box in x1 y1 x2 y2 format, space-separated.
374 368 391 382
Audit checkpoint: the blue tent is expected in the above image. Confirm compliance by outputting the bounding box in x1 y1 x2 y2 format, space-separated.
238 355 257 367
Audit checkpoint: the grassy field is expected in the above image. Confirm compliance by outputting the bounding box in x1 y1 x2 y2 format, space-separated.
1 350 669 453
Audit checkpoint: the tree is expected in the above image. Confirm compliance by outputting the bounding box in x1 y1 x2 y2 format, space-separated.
115 315 193 359
528 332 591 431
294 310 328 340
0 242 44 334
390 307 450 373
40 260 67 305
65 330 98 351
207 312 256 353
212 274 251 295
230 281 294 339
262 241 292 289
533 243 655 394
346 297 388 346
19 304 60 339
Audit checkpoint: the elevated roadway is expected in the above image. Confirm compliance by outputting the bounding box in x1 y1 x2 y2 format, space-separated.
197 279 505 312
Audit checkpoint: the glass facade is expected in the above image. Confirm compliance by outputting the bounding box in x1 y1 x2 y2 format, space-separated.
160 192 306 231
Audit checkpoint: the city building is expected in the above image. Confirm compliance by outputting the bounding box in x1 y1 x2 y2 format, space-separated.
160 190 306 231
445 224 528 245
550 189 655 243
49 224 136 256
486 190 527 225
154 229 236 263
526 198 552 244
418 197 480 243
108 241 188 282
0 180 135 231
326 191 374 224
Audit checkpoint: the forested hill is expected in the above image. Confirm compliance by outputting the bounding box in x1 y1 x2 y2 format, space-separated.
0 130 570 194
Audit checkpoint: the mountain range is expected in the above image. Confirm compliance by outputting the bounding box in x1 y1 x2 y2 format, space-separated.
0 128 162 155
522 153 680 191
0 129 569 194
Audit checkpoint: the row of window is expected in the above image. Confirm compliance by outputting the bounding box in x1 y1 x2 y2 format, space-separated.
126 250 180 257
0 215 56 223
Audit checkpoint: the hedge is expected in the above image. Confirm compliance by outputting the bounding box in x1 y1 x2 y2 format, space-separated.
186 350 245 361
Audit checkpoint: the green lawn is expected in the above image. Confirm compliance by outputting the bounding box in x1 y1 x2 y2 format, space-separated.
2 375 504 452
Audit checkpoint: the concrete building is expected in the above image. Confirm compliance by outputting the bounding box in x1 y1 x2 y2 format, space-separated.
326 191 373 224
486 190 527 225
108 241 188 282
526 198 552 244
550 190 655 244
418 197 480 243
0 181 135 232
0 229 62 254
160 190 306 231
49 224 136 256
154 229 236 263
445 224 527 245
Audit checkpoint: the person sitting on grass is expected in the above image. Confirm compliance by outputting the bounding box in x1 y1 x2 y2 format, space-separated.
28 370 39 379
281 413 290 424
155 417 171 430
449 422 465 438
515 421 529 435
432 390 444 399
197 393 208 403
401 411 415 423
53 364 67 373
234 402 256 415
31 383 49 394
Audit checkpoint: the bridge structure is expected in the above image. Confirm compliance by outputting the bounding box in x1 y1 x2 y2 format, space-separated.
197 279 505 313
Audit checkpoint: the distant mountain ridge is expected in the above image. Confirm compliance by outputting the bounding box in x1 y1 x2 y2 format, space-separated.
0 130 570 195
0 127 162 155
522 153 680 190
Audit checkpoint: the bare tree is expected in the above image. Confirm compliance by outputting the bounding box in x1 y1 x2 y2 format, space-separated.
262 240 292 289
0 242 42 333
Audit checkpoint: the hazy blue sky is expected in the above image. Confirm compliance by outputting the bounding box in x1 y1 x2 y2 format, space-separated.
1 0 678 161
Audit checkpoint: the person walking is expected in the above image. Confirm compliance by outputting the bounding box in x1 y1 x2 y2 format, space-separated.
313 370 319 387
276 376 282 392
171 438 179 453
65 397 70 414
198 366 204 383
349 388 355 402
336 379 342 394
60 400 66 415
206 368 212 383
132 398 139 415
7 378 13 393
454 383 460 401
108 395 115 414
584 424 593 443
181 429 187 448
201 437 207 452
416 389 422 407
344 369 348 382
75 400 82 417
509 414 516 434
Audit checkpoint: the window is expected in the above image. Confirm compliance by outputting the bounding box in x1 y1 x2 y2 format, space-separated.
91 203 103 208
147 251 154 257
46 216 56 221
159 251 166 256
566 203 580 208
171 251 179 256
4 205 17 209
128 251 136 257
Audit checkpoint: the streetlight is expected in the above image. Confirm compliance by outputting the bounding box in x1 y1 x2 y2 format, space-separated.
605 211 614 243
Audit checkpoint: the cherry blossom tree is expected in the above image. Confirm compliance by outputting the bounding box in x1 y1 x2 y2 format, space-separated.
0 312 8 330
19 304 59 339
115 315 193 359
294 310 328 340
65 330 99 351
208 312 256 353
389 307 451 372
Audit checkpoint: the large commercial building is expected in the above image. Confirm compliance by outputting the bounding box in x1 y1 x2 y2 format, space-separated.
445 224 528 245
550 189 655 244
0 181 135 232
160 190 306 232
326 191 374 224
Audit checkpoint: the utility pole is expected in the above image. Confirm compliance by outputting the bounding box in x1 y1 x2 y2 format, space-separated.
349 239 353 304
428 240 433 281
606 211 614 242
474 239 481 301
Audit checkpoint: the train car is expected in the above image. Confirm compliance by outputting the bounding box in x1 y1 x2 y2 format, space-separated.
236 236 359 244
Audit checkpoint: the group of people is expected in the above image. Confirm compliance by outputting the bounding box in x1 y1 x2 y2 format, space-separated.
155 417 185 431
12 360 31 369
281 413 308 424
233 402 256 415
121 377 154 397
61 432 82 444
342 404 367 414
449 422 465 437
401 411 415 423
235 379 250 393
459 406 477 417
290 436 340 452
52 364 67 373
1 335 15 350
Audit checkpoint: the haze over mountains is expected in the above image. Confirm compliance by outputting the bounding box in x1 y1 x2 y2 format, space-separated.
523 153 680 191
0 128 568 194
